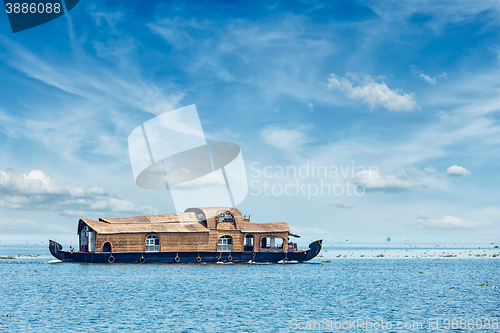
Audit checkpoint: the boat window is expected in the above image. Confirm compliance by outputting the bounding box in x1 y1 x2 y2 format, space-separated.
261 237 271 249
217 235 233 252
275 238 284 249
218 213 235 223
244 234 254 251
261 237 284 251
102 242 112 252
145 235 160 252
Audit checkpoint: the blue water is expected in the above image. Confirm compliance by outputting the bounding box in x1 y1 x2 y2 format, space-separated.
1 245 499 332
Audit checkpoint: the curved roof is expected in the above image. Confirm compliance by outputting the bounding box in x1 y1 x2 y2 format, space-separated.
184 207 243 219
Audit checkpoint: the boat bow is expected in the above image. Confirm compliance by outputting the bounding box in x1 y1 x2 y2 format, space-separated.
49 240 64 260
304 239 323 261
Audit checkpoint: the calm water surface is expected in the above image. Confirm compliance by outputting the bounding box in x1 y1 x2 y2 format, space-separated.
0 245 499 332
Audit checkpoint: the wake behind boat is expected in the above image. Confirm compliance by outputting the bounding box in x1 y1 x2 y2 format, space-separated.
49 207 322 264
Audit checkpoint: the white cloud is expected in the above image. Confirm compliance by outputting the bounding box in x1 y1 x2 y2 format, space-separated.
329 201 354 209
412 65 446 85
261 126 308 152
438 72 448 79
416 211 431 220
0 170 107 197
424 166 436 174
353 169 428 191
0 170 157 216
307 103 314 112
414 215 491 229
327 73 417 112
418 73 436 84
446 165 471 176
406 167 425 176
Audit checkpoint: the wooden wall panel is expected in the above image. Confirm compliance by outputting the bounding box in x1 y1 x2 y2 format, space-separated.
254 232 288 252
96 233 145 253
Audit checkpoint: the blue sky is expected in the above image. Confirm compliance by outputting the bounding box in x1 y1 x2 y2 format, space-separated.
0 0 499 243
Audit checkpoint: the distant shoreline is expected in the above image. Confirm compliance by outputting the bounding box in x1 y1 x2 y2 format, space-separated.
318 247 500 259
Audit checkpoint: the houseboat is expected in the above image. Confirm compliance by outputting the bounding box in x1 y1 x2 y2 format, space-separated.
49 207 322 264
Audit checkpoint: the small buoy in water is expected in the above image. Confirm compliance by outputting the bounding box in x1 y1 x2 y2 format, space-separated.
387 237 391 242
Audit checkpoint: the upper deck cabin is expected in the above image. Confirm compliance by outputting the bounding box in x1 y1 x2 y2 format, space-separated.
77 207 294 254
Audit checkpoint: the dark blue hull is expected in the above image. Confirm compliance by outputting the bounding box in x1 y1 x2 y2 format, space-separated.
49 240 322 264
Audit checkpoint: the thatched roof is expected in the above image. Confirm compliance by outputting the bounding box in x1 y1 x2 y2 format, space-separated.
79 218 208 235
78 207 290 235
240 222 289 233
99 212 198 224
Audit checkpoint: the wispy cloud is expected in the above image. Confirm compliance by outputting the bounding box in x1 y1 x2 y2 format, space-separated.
412 65 447 85
329 201 354 209
289 225 331 235
261 126 309 153
327 73 417 111
307 103 314 112
414 214 491 229
353 168 429 192
0 218 70 234
424 166 436 174
438 72 448 79
148 14 336 104
1 39 184 117
370 1 500 29
418 73 436 84
0 37 186 169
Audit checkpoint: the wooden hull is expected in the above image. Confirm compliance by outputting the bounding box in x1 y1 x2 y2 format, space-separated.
49 239 322 264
